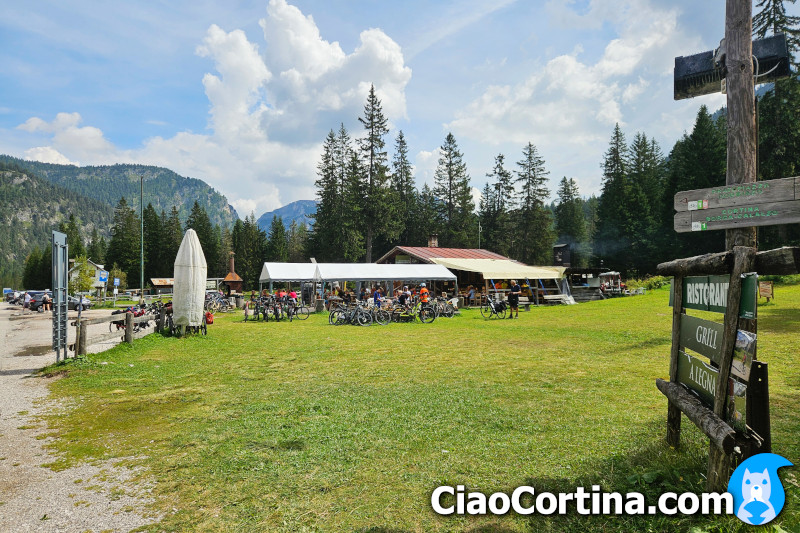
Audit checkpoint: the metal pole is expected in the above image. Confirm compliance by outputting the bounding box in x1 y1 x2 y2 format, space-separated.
140 175 144 305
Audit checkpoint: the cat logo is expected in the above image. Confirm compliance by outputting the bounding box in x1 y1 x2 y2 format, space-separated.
728 453 793 525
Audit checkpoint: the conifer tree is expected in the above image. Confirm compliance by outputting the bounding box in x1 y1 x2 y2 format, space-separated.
185 201 218 270
390 130 417 245
554 178 589 268
87 228 106 265
433 133 475 247
105 197 141 285
358 85 396 261
484 153 515 255
142 203 162 283
266 216 289 262
515 142 554 265
162 207 183 274
59 214 85 259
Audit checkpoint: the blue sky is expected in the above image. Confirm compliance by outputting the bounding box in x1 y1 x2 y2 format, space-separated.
0 1 784 217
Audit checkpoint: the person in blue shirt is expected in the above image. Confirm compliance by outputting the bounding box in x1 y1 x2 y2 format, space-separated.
373 286 383 308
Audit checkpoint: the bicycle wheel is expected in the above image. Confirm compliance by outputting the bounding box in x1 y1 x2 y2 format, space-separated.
295 306 310 320
497 306 507 319
356 309 372 326
375 309 390 326
419 305 436 323
480 304 492 318
443 303 455 318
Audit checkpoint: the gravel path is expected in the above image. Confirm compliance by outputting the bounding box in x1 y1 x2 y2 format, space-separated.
0 305 158 532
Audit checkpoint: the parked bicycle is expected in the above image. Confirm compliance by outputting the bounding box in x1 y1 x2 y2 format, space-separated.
480 298 508 319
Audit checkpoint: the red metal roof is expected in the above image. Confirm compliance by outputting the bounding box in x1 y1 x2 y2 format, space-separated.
223 272 243 282
382 246 513 263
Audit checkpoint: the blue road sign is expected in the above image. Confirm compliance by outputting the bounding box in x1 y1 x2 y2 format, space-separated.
113 278 120 287
98 270 109 283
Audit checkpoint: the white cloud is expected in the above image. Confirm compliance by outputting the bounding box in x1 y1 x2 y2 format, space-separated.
414 149 438 187
446 0 704 195
23 146 77 165
12 0 412 217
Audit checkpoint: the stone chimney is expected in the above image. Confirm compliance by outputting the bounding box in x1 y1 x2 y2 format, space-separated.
229 251 235 274
428 234 438 248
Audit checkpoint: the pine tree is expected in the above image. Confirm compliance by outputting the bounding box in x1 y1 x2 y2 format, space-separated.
162 207 183 275
357 85 397 261
232 215 268 290
59 214 85 259
309 130 339 261
266 216 289 262
185 201 218 270
142 203 162 284
515 142 554 264
433 133 475 247
554 178 589 267
753 0 800 247
484 153 515 255
753 0 800 61
287 220 308 263
86 228 106 264
594 125 629 267
23 248 42 290
662 107 727 258
105 197 141 287
390 130 417 245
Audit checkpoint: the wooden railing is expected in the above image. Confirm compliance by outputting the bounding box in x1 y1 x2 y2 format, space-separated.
72 310 166 355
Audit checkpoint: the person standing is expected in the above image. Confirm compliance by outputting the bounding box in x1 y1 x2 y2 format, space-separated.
419 283 429 304
508 279 521 319
373 286 383 309
23 291 31 312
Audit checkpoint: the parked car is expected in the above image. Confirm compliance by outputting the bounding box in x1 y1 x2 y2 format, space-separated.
29 291 53 312
68 295 92 310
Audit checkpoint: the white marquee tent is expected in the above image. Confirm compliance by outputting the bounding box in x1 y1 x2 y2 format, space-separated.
313 263 456 282
259 262 317 283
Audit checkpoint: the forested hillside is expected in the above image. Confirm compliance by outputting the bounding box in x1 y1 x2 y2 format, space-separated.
0 156 238 229
0 162 114 287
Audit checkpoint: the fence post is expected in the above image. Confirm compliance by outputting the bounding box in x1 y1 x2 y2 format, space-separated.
158 308 165 332
125 312 134 345
78 320 87 356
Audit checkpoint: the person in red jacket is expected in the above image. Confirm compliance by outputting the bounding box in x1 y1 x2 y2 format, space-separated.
419 283 429 303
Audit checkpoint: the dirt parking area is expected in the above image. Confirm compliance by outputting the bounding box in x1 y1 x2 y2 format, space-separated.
0 304 157 532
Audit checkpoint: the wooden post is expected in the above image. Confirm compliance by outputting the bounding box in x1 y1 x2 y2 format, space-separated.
158 308 165 332
78 321 87 356
667 276 684 448
124 312 134 345
724 0 757 249
707 246 755 491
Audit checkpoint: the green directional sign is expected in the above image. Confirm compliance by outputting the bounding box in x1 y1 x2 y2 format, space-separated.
676 351 747 432
669 273 757 319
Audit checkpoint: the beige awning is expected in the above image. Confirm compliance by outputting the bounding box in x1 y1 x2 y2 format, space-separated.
429 258 566 280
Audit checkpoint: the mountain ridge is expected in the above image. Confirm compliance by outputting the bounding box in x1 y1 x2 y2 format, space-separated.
0 156 239 229
257 199 316 231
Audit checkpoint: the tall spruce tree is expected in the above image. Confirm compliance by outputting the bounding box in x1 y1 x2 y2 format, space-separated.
287 220 308 263
58 214 85 259
357 85 397 261
594 124 629 267
86 228 106 265
232 215 268 290
483 154 515 255
554 178 589 268
185 201 218 270
105 197 141 286
391 130 417 245
142 203 162 284
433 133 475 247
266 216 289 262
515 142 554 265
162 207 183 275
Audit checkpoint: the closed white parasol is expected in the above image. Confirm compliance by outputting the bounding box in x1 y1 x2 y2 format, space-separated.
172 229 208 327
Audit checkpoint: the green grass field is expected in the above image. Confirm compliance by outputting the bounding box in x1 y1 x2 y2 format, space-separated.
40 286 800 532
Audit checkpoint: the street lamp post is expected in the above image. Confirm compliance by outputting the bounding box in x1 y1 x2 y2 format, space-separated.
140 175 144 305
478 220 482 249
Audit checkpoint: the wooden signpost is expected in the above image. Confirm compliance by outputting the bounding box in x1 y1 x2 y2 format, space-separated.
656 0 799 492
673 176 800 233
